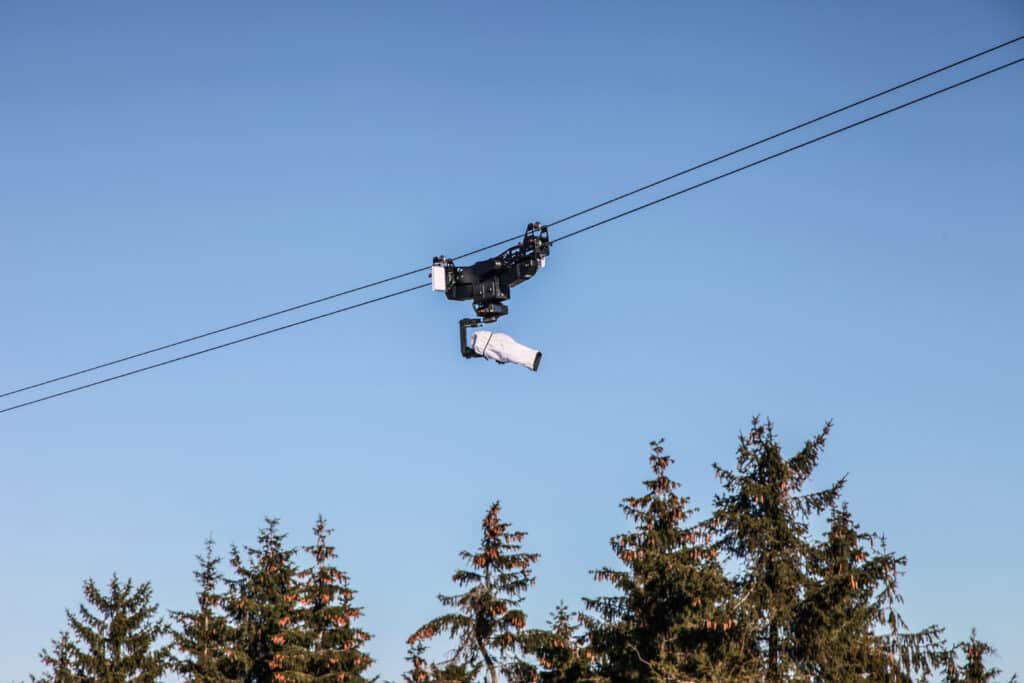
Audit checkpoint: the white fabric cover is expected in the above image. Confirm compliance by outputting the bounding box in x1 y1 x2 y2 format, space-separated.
471 331 541 371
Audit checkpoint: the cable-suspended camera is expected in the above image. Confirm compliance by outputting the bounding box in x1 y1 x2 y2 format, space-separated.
432 222 550 371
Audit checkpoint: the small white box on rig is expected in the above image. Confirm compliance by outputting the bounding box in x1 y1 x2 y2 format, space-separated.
431 263 447 291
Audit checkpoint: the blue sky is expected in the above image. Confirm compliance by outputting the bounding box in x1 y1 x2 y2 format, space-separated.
2 2 1022 680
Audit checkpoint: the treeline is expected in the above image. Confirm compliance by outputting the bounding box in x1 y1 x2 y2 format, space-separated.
29 419 1014 682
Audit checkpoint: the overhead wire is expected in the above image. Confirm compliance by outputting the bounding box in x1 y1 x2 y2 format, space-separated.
551 56 1024 244
0 284 429 415
1 34 1019 402
543 34 1023 229
2 54 1021 414
0 237 517 400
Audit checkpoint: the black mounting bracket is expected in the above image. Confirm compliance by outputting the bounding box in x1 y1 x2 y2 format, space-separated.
459 318 483 359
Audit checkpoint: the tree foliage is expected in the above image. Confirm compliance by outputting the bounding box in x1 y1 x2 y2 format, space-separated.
944 629 1017 683
709 418 844 682
30 420 1015 683
224 517 304 683
527 603 591 683
295 515 374 682
32 631 76 683
408 501 539 683
403 640 481 683
791 504 945 680
33 575 171 683
586 439 745 682
172 536 235 682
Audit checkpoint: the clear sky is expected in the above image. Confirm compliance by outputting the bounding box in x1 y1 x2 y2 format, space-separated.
2 2 1022 680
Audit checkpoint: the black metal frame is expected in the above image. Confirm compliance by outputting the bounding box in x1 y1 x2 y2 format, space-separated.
433 222 550 322
435 222 550 361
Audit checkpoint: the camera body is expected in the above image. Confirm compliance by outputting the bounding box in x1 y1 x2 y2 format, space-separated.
471 329 542 372
458 318 541 371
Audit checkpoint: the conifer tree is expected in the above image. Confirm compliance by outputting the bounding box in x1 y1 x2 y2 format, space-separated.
527 603 591 683
403 641 433 683
791 503 944 680
871 533 947 680
408 501 539 683
709 418 844 682
585 439 744 682
32 631 77 683
61 574 171 682
172 536 236 682
430 662 482 683
295 515 373 682
225 518 303 683
402 641 480 683
943 630 1017 683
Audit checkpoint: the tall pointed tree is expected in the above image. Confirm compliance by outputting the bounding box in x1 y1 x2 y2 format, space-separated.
403 641 433 683
527 603 591 683
62 574 171 682
225 517 303 683
172 536 236 682
408 501 539 683
295 515 374 682
791 503 944 680
32 631 77 683
943 630 1017 683
402 641 479 683
710 418 844 682
585 439 745 682
872 532 949 680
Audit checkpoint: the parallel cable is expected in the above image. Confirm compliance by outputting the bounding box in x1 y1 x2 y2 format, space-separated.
552 57 1023 244
2 35 1018 401
544 34 1023 229
0 284 429 415
2 55 1021 414
0 237 517 400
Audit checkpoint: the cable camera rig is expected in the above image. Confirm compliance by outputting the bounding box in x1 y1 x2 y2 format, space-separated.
432 222 550 366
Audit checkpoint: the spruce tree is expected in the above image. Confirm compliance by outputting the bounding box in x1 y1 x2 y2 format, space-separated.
791 503 944 680
295 515 373 682
709 418 843 682
32 631 77 683
408 501 539 683
527 603 591 683
62 574 171 682
172 536 236 682
943 630 1017 683
402 641 479 683
225 517 303 683
403 641 433 683
585 439 744 682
